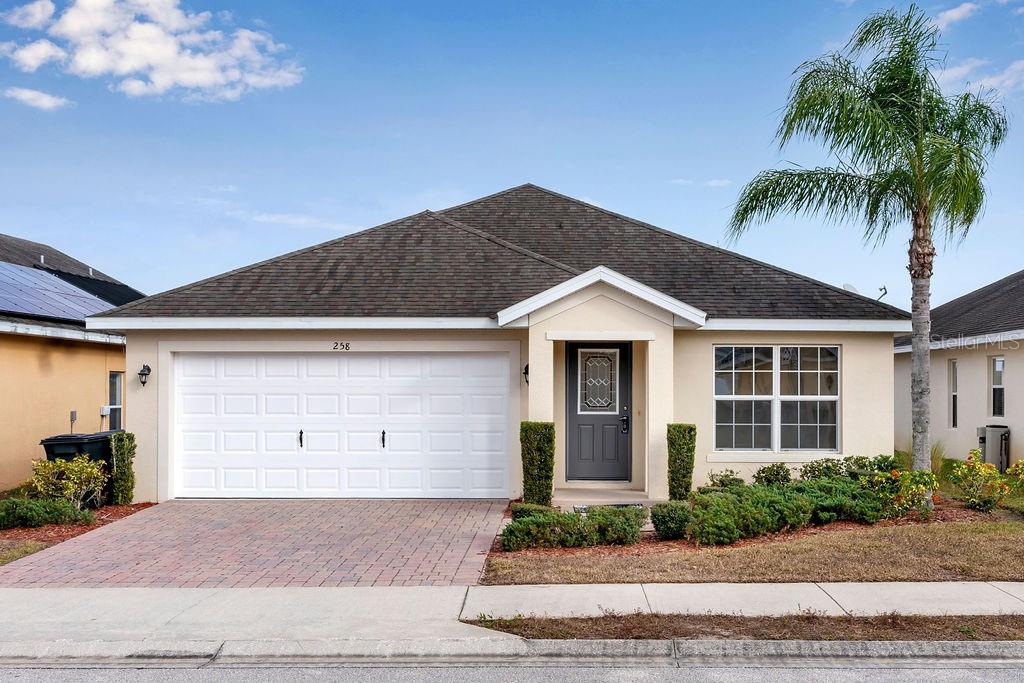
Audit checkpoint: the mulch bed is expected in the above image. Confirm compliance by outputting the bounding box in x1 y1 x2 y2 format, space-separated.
467 613 1024 641
490 497 1006 559
0 503 154 545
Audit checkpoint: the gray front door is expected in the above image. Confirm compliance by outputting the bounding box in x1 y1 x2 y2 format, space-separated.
566 343 631 480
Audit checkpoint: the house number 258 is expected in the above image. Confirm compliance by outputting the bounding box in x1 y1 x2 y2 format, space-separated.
332 342 351 351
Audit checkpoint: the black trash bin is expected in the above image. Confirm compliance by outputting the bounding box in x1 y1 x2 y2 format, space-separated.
39 430 121 507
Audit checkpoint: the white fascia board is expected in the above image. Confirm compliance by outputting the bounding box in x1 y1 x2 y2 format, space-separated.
701 318 911 333
893 328 1024 354
496 266 707 328
545 331 656 341
1 319 125 345
86 316 500 331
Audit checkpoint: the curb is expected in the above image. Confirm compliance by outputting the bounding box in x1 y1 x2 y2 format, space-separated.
1 639 1023 665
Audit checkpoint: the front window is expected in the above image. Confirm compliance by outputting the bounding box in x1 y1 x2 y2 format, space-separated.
108 371 124 430
992 356 1005 418
714 345 840 452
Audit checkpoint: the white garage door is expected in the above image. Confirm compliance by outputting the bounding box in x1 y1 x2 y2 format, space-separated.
173 352 511 498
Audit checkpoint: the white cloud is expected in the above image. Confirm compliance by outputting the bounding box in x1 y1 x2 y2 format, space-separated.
1015 6 1024 15
250 212 357 232
1 0 55 29
937 57 987 86
934 2 980 30
4 86 72 110
703 179 732 187
7 38 67 71
0 0 302 102
978 60 1024 91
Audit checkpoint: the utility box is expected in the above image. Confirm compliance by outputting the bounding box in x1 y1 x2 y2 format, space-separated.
977 425 1011 473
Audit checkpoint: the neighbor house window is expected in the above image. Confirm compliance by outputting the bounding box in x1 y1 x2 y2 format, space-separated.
714 345 840 452
109 371 124 430
949 359 958 429
992 356 1005 418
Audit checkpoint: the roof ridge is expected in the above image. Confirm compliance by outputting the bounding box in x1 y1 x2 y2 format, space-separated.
426 211 581 276
95 211 433 317
502 184 909 319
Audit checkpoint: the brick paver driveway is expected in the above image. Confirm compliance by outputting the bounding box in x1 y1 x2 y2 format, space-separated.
0 499 505 588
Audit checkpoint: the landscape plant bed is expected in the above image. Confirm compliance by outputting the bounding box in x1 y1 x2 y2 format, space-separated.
467 613 1024 641
483 518 1024 584
0 503 153 545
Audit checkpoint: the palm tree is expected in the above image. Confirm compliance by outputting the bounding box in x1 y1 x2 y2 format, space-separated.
728 5 1007 476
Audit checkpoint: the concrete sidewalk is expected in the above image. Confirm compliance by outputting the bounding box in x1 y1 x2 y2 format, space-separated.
1 581 1023 646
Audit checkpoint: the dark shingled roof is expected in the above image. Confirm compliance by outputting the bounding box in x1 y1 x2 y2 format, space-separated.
898 269 1024 346
97 184 909 321
0 232 145 306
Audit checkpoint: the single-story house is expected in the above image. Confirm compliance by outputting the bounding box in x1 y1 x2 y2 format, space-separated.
895 269 1024 466
0 233 145 491
87 184 910 503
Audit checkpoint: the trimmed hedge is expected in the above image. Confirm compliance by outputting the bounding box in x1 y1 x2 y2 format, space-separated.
520 422 555 506
752 463 792 487
790 476 883 524
651 501 691 540
667 424 696 500
110 432 137 505
499 506 647 551
0 497 94 529
510 502 555 520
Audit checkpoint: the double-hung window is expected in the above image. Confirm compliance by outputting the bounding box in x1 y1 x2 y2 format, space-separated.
949 359 958 429
992 356 1005 418
108 371 124 430
714 345 840 452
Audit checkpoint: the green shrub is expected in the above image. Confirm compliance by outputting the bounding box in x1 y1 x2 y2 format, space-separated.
948 449 1009 512
110 432 137 505
707 469 745 489
688 493 742 546
586 506 647 545
500 511 592 551
667 424 696 500
0 497 94 529
938 457 961 484
790 476 882 524
860 468 938 518
520 422 555 506
840 456 874 479
799 458 845 480
752 463 792 487
0 481 36 500
739 485 814 532
651 501 692 540
870 454 904 473
510 502 555 520
30 456 107 510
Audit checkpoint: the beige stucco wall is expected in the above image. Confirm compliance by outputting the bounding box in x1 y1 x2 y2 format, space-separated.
0 332 125 491
675 330 896 484
894 343 1023 465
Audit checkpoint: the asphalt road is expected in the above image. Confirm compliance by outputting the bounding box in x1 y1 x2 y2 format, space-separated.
1 663 1023 682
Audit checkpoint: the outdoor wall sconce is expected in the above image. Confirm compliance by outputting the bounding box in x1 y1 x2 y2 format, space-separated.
522 364 529 385
138 364 152 387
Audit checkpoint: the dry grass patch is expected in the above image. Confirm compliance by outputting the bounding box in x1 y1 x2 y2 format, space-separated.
483 521 1024 584
0 540 48 566
468 613 1024 641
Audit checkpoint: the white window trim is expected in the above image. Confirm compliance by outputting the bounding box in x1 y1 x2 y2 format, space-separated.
577 348 620 415
991 356 1006 419
108 371 124 430
713 344 841 454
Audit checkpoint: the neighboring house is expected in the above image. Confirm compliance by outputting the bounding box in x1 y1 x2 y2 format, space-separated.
895 269 1024 466
0 233 145 490
87 185 909 503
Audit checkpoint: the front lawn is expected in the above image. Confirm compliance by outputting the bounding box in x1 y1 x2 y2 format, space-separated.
0 540 48 566
468 613 1024 641
483 513 1024 584
0 503 153 566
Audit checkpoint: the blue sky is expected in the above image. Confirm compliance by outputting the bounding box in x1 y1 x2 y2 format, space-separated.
1 0 1021 310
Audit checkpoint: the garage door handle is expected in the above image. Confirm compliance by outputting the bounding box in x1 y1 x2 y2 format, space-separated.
381 430 386 448
298 430 303 448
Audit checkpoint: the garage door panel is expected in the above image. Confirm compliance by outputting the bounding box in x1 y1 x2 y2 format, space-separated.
174 351 511 498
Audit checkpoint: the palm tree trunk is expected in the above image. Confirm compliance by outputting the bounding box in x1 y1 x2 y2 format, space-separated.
909 207 936 476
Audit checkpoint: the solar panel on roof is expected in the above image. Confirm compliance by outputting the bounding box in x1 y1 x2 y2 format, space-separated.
0 262 112 322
